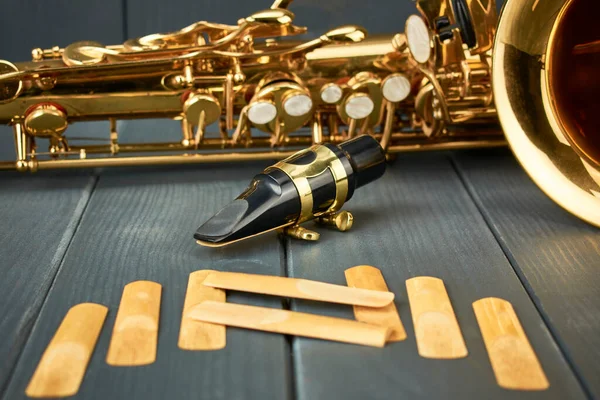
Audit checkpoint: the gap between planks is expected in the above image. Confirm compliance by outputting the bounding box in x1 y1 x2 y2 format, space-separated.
0 174 100 400
280 234 299 400
448 153 593 397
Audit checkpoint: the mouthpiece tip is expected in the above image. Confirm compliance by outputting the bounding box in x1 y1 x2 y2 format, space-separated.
193 200 249 244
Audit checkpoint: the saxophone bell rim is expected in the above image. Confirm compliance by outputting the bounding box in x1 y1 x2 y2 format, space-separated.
493 0 600 228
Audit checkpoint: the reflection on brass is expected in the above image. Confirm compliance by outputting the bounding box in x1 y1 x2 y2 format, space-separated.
316 210 354 232
271 144 348 221
24 103 68 138
0 0 598 228
267 143 349 239
493 0 600 228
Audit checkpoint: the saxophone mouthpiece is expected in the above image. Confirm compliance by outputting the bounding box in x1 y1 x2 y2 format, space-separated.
194 134 386 247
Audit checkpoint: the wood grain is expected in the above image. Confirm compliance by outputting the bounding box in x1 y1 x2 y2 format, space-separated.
285 152 586 399
106 281 162 366
473 297 549 391
344 265 406 341
1 146 292 400
25 303 108 398
453 149 600 397
406 276 467 359
203 271 394 307
0 171 94 394
191 301 390 348
178 270 226 350
0 8 122 390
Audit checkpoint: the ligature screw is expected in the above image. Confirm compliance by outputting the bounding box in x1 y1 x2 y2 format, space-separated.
283 225 321 241
316 210 354 232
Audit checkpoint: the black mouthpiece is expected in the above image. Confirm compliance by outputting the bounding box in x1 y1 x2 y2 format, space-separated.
194 135 386 246
339 135 386 189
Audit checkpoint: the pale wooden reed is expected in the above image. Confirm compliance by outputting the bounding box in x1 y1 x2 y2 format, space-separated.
190 301 390 348
473 297 549 391
406 276 467 359
178 270 226 350
26 303 108 398
345 265 406 341
202 271 394 307
106 280 162 366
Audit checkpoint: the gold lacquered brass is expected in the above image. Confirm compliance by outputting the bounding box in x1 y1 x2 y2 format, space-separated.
493 0 600 227
0 0 598 227
24 104 68 137
268 144 348 223
0 0 503 176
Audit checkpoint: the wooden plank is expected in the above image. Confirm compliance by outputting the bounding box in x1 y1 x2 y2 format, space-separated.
2 149 292 400
286 152 586 399
0 170 95 395
0 0 124 62
452 148 600 397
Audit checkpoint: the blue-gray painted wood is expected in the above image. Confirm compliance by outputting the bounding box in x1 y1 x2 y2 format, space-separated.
452 149 600 398
286 152 586 400
126 0 416 40
0 0 124 62
0 0 124 163
1 152 292 400
0 171 95 394
126 0 505 41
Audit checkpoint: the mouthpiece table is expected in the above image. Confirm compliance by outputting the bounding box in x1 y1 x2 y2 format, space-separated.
0 1 600 399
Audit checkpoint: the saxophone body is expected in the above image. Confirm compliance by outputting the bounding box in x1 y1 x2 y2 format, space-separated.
0 1 502 173
0 0 598 228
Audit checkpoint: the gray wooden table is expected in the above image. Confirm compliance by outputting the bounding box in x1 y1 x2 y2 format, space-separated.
1 1 599 399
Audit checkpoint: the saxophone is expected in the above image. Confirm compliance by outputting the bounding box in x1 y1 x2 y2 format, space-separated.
0 0 598 228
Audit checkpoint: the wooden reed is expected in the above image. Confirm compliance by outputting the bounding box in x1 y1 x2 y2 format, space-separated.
473 297 549 391
106 280 162 366
190 301 390 348
179 270 226 350
26 303 108 398
202 271 394 307
406 276 467 359
345 265 406 341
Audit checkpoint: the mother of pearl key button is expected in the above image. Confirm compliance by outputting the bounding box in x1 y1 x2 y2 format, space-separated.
382 74 411 103
345 94 374 120
406 15 432 64
283 94 313 117
248 101 278 125
320 83 343 104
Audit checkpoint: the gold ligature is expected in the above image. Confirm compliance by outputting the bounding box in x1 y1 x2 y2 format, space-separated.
0 0 598 227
